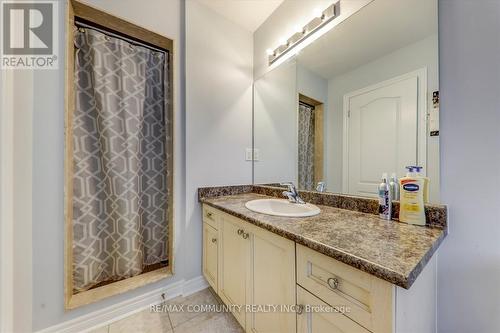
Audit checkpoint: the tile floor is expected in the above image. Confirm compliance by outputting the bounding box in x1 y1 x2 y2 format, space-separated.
89 288 244 333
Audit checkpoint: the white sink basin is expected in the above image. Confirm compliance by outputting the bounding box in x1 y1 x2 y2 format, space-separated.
245 199 320 217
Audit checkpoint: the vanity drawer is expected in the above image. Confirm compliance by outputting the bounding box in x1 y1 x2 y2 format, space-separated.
296 244 393 333
297 286 370 333
202 204 219 229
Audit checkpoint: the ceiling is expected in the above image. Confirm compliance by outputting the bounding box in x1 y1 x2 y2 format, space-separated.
296 0 438 79
197 0 284 32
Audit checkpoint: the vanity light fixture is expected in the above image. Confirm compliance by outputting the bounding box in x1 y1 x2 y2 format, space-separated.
267 1 340 66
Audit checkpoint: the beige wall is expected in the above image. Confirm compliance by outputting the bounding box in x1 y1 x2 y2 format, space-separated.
1 69 34 333
254 61 297 184
438 1 500 332
185 0 253 278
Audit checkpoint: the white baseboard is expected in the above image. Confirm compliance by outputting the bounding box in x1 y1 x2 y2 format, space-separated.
36 276 209 333
182 275 209 297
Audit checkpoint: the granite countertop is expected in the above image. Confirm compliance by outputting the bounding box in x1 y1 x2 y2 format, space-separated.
200 191 447 289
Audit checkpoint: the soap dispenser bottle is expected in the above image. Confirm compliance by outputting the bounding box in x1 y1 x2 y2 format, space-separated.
399 166 426 225
378 173 392 220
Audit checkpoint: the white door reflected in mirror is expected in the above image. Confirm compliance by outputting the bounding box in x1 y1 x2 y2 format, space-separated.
344 70 426 198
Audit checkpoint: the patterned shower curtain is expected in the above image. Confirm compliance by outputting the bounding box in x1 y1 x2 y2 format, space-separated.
72 28 170 292
298 103 315 190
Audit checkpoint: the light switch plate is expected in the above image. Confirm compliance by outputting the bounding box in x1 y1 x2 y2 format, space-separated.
245 148 253 161
253 149 260 161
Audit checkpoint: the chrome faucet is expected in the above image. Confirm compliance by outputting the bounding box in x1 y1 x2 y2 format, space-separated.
316 181 326 193
280 182 305 204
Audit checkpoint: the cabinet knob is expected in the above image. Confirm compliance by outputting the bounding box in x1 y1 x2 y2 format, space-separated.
237 229 244 235
296 304 304 315
206 212 213 218
242 232 249 239
327 277 339 290
211 238 217 243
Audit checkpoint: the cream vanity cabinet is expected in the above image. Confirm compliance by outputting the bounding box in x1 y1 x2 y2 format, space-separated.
202 205 437 333
202 205 296 332
296 245 392 333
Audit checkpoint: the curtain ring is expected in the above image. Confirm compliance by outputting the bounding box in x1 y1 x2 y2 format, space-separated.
78 27 85 33
104 35 111 41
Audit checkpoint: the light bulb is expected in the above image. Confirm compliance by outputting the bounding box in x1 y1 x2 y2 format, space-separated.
266 49 274 56
278 37 287 46
294 24 303 34
313 8 323 19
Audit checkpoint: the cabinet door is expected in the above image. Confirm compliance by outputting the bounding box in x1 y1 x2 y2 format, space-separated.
218 215 248 328
246 225 296 333
202 222 218 291
297 286 371 333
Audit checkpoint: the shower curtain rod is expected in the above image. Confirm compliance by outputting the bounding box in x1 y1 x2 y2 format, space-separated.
75 21 167 54
299 100 316 110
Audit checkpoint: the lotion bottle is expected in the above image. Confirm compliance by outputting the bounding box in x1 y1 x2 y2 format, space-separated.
399 166 426 225
378 173 392 220
413 166 430 203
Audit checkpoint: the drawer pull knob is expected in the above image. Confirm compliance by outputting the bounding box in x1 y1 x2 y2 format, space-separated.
237 229 244 235
296 304 304 315
327 277 339 290
206 212 213 218
211 238 217 243
242 232 249 239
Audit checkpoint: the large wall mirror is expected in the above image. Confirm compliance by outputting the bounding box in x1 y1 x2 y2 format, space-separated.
253 0 439 203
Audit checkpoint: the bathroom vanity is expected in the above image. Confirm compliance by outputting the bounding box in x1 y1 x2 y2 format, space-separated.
200 0 444 331
199 185 447 333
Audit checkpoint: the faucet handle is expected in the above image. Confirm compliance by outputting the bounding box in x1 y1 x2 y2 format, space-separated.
316 181 326 192
280 182 297 194
280 182 306 204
